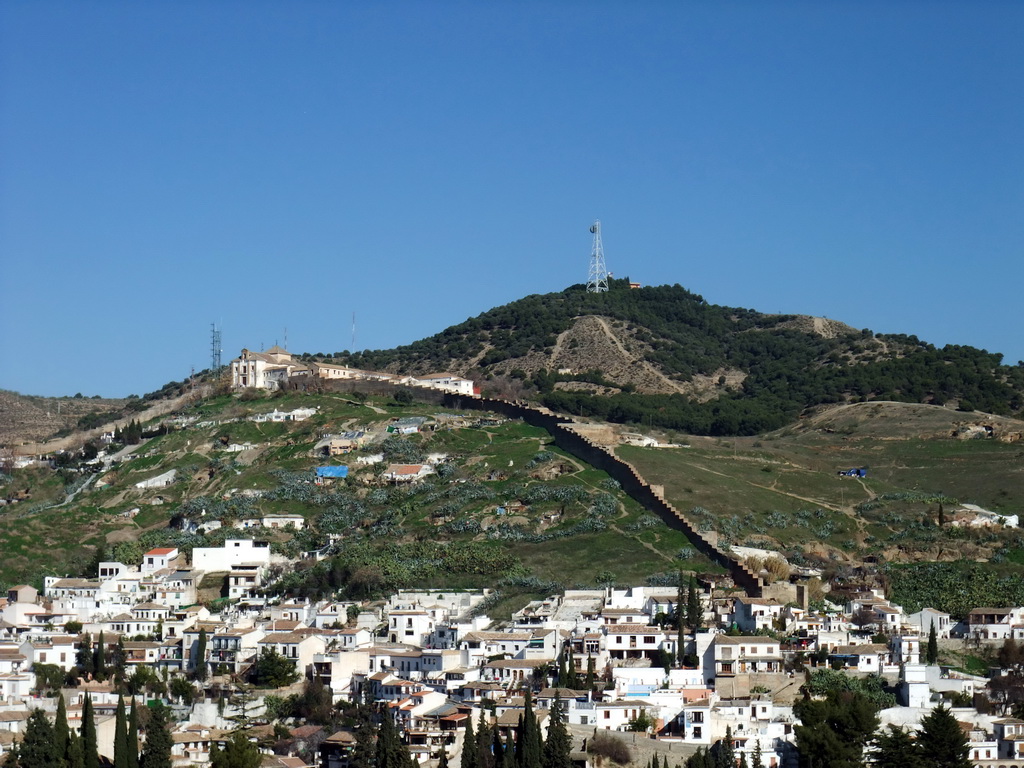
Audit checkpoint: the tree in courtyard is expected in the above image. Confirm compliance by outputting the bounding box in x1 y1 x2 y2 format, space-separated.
210 732 261 768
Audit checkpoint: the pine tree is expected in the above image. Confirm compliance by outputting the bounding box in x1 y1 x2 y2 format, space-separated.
927 620 939 665
20 709 59 768
917 705 971 768
82 695 99 768
54 693 70 765
114 694 129 768
461 712 478 768
750 740 763 768
541 694 572 768
874 725 926 768
193 628 208 681
127 702 140 768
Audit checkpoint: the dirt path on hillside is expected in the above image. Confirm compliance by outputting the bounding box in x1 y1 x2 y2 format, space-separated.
592 318 687 395
609 523 674 563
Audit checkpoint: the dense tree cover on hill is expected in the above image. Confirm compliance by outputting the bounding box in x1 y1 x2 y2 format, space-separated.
321 281 1024 435
886 562 1024 619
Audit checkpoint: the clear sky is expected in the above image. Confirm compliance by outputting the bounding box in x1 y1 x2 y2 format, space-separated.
2 1 1022 398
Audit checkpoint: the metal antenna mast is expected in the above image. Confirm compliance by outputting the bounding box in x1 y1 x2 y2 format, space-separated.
210 323 222 371
587 220 609 293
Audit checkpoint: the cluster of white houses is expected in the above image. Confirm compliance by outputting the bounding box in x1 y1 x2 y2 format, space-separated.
1 544 1024 767
230 346 477 397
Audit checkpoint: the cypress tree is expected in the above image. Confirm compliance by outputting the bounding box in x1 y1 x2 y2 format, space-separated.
127 701 140 768
78 633 95 679
686 576 701 631
476 710 493 768
54 693 70 765
95 631 106 681
585 656 595 692
461 712 478 768
114 694 129 768
439 750 450 768
502 733 516 768
193 628 208 681
927 620 939 665
541 694 571 768
82 695 99 768
567 646 578 689
139 704 172 768
556 650 568 689
676 571 686 660
521 689 542 768
492 724 505 768
67 730 84 768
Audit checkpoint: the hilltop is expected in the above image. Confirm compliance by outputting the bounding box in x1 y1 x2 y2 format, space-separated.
316 280 1024 435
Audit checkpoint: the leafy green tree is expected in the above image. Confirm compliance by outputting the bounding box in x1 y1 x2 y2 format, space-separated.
793 690 878 768
19 709 59 768
170 676 196 705
917 705 971 768
249 648 299 688
542 694 572 768
927 621 939 665
210 733 261 768
873 725 926 768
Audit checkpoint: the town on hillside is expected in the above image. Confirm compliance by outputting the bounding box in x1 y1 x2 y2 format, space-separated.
0 351 1022 768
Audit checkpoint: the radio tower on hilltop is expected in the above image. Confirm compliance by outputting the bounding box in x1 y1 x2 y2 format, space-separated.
587 220 609 293
210 323 222 371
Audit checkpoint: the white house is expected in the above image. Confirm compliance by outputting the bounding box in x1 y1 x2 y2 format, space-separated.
191 539 271 573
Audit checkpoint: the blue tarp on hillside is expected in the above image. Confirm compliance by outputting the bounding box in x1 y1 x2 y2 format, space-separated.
316 466 349 478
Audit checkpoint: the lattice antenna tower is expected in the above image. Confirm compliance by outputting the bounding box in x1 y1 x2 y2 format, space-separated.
210 323 222 371
587 219 609 293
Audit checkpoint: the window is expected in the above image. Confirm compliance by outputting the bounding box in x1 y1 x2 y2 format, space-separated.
693 727 702 739
604 711 610 720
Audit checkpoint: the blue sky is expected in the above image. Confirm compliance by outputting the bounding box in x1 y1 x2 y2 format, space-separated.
2 1 1022 398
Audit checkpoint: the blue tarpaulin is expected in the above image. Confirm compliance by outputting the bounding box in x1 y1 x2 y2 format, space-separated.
316 466 349 478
